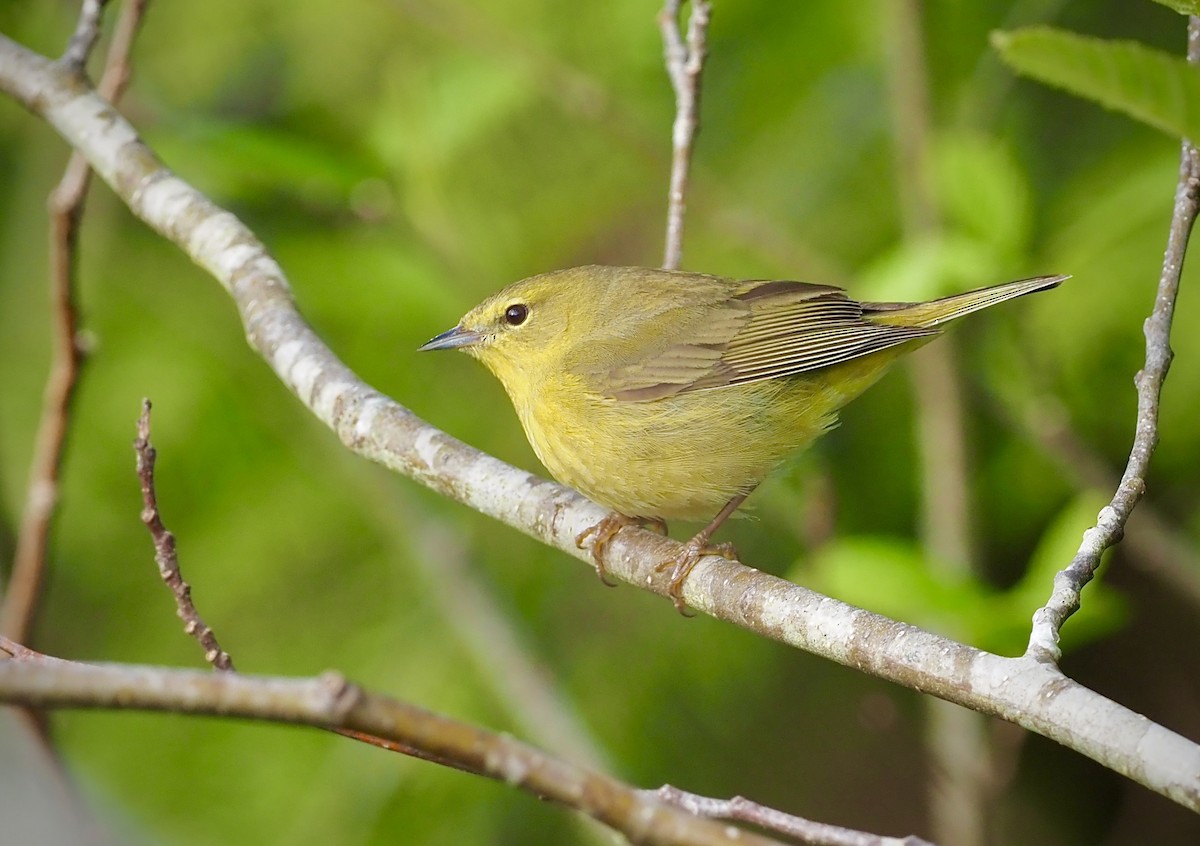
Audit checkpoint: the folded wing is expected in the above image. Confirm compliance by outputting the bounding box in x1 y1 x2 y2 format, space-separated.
595 280 938 402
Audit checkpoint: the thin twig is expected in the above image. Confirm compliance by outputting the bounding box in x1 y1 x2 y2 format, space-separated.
648 786 937 846
0 227 83 642
131 401 602 778
94 0 151 102
1026 17 1200 662
658 0 711 270
135 400 235 672
0 642 787 846
132 397 595 774
1 0 149 647
133 401 505 762
60 0 109 72
982 379 1200 608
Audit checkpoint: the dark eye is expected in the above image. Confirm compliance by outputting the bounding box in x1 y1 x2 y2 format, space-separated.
504 304 528 326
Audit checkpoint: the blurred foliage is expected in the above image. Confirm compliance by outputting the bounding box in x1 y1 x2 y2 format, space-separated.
1153 0 1200 14
801 492 1126 656
993 26 1200 139
1 1 1199 844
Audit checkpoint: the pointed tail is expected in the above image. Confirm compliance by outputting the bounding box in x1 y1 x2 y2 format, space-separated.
864 274 1067 328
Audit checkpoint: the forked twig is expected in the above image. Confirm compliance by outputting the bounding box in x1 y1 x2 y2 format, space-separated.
659 0 711 270
1026 17 1200 662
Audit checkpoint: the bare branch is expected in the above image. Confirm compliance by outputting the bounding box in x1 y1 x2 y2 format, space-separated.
60 0 110 72
659 0 711 270
1 0 151 643
0 644 787 846
1026 17 1200 662
648 785 937 846
0 219 83 641
1 33 1198 811
94 0 150 101
134 400 235 671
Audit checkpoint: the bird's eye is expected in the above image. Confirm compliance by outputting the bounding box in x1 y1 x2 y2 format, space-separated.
504 304 529 326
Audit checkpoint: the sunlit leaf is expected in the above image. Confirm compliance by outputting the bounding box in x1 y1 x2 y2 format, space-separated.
802 536 994 641
992 27 1200 138
801 506 1127 655
1150 0 1200 14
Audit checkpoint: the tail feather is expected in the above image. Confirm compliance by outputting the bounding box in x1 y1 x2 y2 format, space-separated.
864 274 1067 328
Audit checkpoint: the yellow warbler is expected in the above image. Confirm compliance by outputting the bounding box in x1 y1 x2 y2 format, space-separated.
421 265 1063 609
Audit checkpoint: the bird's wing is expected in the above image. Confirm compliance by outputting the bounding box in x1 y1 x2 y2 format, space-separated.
590 280 939 402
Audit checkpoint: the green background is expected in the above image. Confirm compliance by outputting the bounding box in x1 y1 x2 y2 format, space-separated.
1 1 1198 843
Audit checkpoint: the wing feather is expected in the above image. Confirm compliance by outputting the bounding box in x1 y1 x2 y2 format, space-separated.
592 278 939 402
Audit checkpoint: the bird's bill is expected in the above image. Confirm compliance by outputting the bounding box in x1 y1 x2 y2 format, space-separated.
418 325 484 351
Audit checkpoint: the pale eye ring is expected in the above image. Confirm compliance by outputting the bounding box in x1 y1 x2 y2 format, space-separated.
504 304 528 326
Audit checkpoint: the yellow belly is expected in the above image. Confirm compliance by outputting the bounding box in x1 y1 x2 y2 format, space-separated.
511 352 907 522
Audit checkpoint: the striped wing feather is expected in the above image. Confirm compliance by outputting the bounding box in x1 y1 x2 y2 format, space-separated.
597 280 939 402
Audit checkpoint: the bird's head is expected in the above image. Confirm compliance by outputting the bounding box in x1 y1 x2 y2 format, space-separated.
419 268 587 391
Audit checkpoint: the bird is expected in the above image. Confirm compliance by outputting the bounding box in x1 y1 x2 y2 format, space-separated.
420 265 1064 611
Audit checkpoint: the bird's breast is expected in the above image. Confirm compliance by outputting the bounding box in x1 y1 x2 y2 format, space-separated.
507 371 837 522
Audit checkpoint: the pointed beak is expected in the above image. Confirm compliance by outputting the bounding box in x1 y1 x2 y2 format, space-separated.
418 325 484 351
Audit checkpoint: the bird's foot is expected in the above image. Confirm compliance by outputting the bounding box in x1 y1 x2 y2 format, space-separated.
576 514 667 586
656 537 739 614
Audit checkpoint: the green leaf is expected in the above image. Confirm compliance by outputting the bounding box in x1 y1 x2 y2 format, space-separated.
1150 0 1200 14
801 536 995 641
992 27 1200 139
799 507 1127 655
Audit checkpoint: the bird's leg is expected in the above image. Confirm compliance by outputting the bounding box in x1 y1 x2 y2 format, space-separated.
576 514 668 586
657 492 750 613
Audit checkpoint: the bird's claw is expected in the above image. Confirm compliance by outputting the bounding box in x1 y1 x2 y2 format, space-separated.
656 538 740 615
576 514 671 587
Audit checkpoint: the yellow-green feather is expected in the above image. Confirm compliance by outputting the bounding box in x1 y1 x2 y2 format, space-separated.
453 266 1064 521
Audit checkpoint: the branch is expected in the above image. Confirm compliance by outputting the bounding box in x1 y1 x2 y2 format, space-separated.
0 0 151 645
1 33 1198 811
0 644 786 846
134 399 234 671
61 0 109 71
659 0 711 270
647 786 935 846
128 402 511 768
1026 17 1200 663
